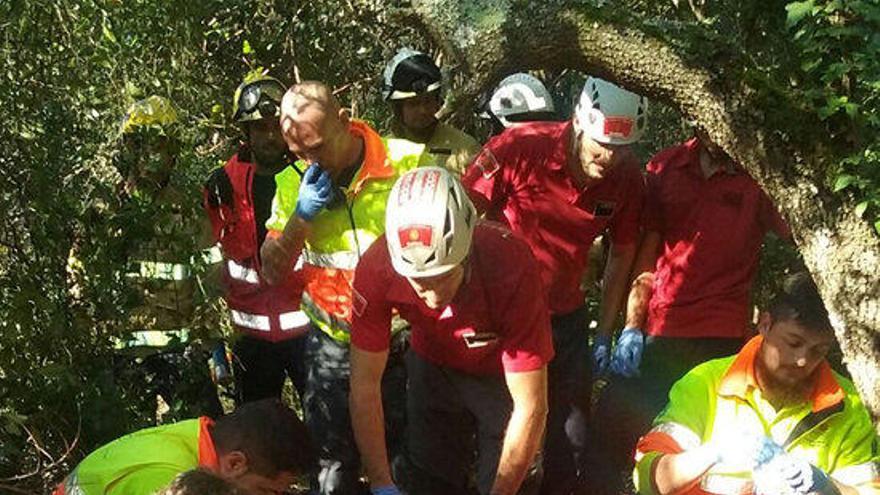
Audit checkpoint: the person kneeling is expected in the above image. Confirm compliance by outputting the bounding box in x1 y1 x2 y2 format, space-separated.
54 399 316 495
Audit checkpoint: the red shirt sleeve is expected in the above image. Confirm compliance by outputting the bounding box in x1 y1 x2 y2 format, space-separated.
642 153 669 234
462 135 511 216
350 239 394 352
497 242 555 373
758 188 791 239
609 163 646 245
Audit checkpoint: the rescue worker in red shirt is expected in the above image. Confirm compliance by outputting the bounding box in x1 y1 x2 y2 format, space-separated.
584 128 791 494
54 399 316 495
349 167 554 495
462 76 648 494
203 74 310 404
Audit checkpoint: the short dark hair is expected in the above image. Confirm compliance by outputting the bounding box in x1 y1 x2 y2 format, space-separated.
210 399 317 477
768 272 833 335
159 468 243 495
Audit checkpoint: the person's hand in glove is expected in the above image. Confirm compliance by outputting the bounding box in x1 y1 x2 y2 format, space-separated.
754 454 833 495
371 485 403 495
706 434 784 471
609 327 644 378
210 341 231 384
295 163 333 222
593 334 612 375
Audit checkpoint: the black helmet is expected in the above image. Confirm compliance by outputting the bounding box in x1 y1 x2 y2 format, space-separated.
382 48 442 101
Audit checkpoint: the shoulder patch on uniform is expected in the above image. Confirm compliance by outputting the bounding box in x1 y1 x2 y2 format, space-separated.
473 148 501 179
352 287 368 317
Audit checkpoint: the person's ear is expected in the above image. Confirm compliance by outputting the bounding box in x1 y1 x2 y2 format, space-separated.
338 107 350 126
757 311 772 336
217 450 249 478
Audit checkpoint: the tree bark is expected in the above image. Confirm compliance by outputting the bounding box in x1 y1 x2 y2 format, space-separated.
397 0 880 422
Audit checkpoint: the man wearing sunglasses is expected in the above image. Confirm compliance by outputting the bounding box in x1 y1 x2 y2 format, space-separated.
461 77 648 494
204 74 311 407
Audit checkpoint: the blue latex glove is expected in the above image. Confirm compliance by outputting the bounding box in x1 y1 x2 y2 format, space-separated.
210 342 230 383
592 334 612 375
610 327 644 378
754 454 830 495
371 485 402 495
294 164 333 221
712 434 784 470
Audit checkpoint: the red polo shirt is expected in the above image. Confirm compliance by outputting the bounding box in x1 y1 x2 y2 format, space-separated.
462 121 645 315
351 223 554 376
644 138 790 339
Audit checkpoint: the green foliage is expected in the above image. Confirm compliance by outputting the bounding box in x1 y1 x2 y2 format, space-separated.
0 1 420 490
785 0 880 232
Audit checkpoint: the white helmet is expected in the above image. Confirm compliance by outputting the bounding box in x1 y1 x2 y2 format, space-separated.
386 167 477 278
484 73 556 128
575 77 648 145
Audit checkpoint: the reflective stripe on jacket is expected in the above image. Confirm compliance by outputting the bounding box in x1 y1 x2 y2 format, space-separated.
634 336 880 495
204 154 308 342
267 120 424 342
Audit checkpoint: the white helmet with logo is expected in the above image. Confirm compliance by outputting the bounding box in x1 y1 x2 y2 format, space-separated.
575 77 648 145
485 73 556 128
386 167 477 278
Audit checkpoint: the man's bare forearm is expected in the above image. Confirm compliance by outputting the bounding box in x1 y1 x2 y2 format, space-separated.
624 271 654 329
278 214 310 255
260 216 309 284
623 230 662 329
652 446 717 495
350 383 393 487
491 369 548 495
597 243 637 336
349 347 393 488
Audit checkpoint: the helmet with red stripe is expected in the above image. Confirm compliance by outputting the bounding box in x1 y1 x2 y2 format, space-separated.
385 167 477 278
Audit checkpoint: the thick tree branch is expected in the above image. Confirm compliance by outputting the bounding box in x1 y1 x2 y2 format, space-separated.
402 0 880 421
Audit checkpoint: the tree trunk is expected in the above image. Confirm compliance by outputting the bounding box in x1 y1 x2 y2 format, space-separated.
396 0 880 422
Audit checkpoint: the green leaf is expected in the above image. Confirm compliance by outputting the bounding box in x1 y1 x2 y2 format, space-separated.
242 39 252 55
833 174 855 192
786 1 815 28
874 219 880 235
102 21 117 44
855 201 869 217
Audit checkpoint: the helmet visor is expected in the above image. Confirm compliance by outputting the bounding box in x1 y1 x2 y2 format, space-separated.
234 80 285 122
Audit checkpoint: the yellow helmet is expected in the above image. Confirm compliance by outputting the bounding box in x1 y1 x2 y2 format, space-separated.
121 95 178 134
232 74 286 124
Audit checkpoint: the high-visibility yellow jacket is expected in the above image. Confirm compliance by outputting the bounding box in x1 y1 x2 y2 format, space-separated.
634 336 880 495
54 417 217 495
266 120 424 342
390 121 480 176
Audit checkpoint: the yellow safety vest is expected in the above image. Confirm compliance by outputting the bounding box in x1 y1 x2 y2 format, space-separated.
634 336 880 495
267 120 424 342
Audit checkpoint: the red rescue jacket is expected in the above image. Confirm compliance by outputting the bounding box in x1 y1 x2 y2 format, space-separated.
204 153 308 342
